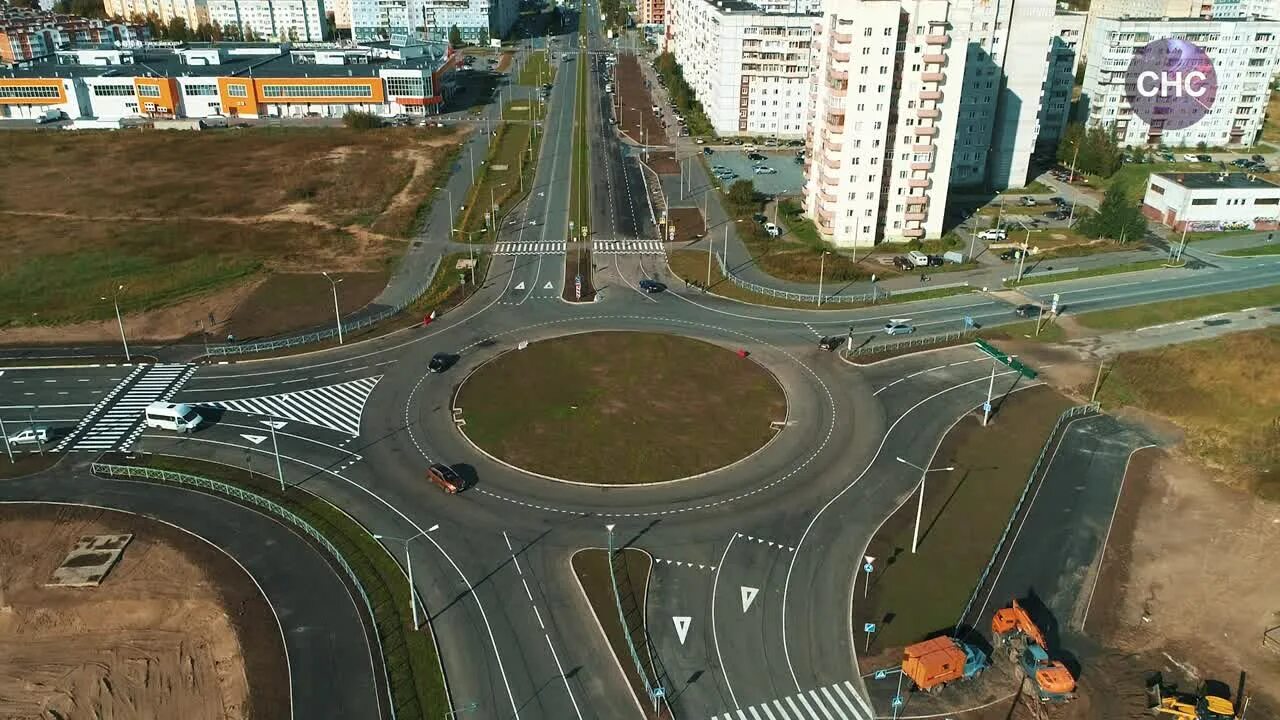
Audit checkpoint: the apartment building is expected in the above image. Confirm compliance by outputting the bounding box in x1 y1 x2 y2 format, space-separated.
103 0 209 28
638 0 664 25
350 0 517 44
1210 0 1280 18
0 40 451 119
1036 11 1086 155
331 0 351 27
207 0 327 41
1 4 148 63
1082 0 1205 57
665 0 816 137
1080 16 1280 147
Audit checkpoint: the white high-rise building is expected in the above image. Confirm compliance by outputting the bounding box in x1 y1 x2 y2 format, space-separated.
331 0 351 28
1211 0 1280 18
207 0 327 40
1037 11 1086 155
1080 16 1280 147
1082 0 1206 58
350 0 517 44
104 0 209 27
665 0 816 137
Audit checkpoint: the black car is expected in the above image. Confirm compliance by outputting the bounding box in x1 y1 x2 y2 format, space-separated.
747 152 766 161
1252 154 1265 163
927 255 945 267
752 213 768 224
893 256 914 271
999 249 1025 262
818 336 843 351
1231 158 1252 168
1196 154 1213 162
638 279 667 293
1050 196 1067 206
1014 304 1041 318
428 352 456 373
702 147 714 156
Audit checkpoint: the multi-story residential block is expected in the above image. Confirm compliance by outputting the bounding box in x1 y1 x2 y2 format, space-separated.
1210 0 1280 18
331 0 351 28
1080 16 1280 147
350 0 516 44
1141 171 1280 231
103 0 209 28
1 4 149 63
1081 0 1205 58
207 0 327 41
1036 11 1086 155
638 0 664 25
0 40 451 119
665 0 816 137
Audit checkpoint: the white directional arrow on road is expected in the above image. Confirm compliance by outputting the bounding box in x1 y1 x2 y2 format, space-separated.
673 616 692 645
240 434 268 445
261 421 288 430
740 586 759 613
543 281 554 290
515 281 526 290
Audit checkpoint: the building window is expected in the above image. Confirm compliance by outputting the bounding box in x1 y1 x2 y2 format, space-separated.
227 84 249 97
92 84 135 96
1190 198 1217 206
0 84 60 98
184 84 217 96
137 84 162 98
261 84 374 98
1256 197 1280 205
385 76 426 96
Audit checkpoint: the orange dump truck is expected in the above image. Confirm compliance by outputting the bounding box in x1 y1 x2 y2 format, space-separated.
901 636 990 692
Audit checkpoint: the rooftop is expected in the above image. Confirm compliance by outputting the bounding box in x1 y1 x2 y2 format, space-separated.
1155 171 1280 191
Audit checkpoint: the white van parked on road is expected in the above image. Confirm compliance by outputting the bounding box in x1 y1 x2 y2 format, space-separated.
144 402 203 433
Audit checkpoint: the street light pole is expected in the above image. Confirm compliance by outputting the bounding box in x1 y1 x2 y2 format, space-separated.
268 418 284 494
373 525 440 632
322 272 344 345
0 416 12 463
895 456 955 554
983 358 997 427
101 285 131 362
817 251 829 307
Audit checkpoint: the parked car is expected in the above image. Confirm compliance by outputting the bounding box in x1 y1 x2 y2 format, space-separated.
5 426 49 446
927 255 945 267
638 279 666 293
752 213 768 224
747 152 766 161
1231 158 1252 167
1196 154 1213 162
1251 154 1266 163
978 228 1008 241
893 255 915 271
743 144 757 152
426 463 464 494
695 138 706 145
1183 153 1199 162
428 352 457 373
754 166 777 175
764 222 782 237
794 156 805 165
702 147 714 156
906 250 931 267
1051 196 1068 207
883 321 915 336
999 248 1026 261
1159 152 1176 162
818 336 843 351
1014 304 1041 318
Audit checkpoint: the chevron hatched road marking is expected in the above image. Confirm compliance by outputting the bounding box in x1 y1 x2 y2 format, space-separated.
192 376 381 437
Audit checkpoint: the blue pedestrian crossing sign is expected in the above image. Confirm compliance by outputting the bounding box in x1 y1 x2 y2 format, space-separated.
983 401 992 413
864 623 876 633
874 670 888 680
892 695 904 708
964 315 975 327
863 562 874 573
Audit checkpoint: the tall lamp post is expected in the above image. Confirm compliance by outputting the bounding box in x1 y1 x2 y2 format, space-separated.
895 456 955 554
373 524 440 632
100 284 131 362
322 272 344 345
817 250 830 307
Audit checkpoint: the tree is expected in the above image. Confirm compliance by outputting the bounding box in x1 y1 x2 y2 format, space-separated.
1056 122 1084 167
726 179 756 210
478 29 489 47
343 111 383 129
287 26 299 42
1078 183 1147 242
168 16 190 41
448 24 462 48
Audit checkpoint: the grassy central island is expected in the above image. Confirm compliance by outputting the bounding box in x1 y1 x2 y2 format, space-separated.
455 332 786 484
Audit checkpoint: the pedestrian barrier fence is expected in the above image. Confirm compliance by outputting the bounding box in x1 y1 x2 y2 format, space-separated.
956 402 1100 627
845 329 973 358
90 461 399 720
715 253 890 304
204 257 442 357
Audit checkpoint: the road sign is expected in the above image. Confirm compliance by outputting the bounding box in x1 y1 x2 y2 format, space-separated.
874 670 888 680
865 555 875 564
673 616 692 644
983 401 992 413
574 274 583 300
964 315 975 327
973 339 1038 379
863 562 874 573
1051 292 1060 314
740 586 759 613
864 623 876 633
892 695 904 708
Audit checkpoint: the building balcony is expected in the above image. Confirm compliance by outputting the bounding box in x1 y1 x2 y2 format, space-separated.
828 68 848 81
910 161 932 171
905 212 928 222
832 31 852 43
921 72 945 83
904 195 928 206
923 53 946 65
820 188 837 203
908 178 931 188
919 89 942 101
831 49 850 62
816 205 834 221
825 114 845 131
925 34 948 45
824 154 842 169
911 143 934 153
913 125 938 137
829 85 848 97
902 227 926 238
917 107 940 119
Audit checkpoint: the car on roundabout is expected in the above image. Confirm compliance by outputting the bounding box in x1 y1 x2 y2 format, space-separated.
883 321 915 336
818 336 843 351
428 352 457 373
638 279 666 293
426 463 465 494
1013 304 1041 318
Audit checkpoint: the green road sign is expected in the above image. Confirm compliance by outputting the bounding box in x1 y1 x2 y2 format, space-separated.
973 339 1037 379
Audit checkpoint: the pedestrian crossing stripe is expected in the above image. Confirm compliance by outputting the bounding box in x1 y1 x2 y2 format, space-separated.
494 241 567 255
191 375 381 437
55 364 196 453
709 681 874 720
591 239 666 255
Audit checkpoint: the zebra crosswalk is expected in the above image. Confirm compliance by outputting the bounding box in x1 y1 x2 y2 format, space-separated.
709 681 875 720
493 241 567 255
192 375 381 436
55 363 196 453
591 239 666 255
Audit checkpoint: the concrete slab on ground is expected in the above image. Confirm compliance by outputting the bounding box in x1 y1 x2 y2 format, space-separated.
47 533 133 587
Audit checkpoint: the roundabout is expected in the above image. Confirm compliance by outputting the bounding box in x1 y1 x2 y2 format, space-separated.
453 331 787 485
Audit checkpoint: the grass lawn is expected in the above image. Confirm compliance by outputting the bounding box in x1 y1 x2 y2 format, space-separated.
979 319 1068 343
1001 180 1053 195
1073 284 1280 331
457 123 539 237
517 50 555 86
100 453 449 719
1222 243 1280 256
858 387 1076 650
0 126 463 327
1089 161 1205 202
502 100 545 121
1179 229 1261 244
1095 328 1280 499
456 332 786 483
1006 259 1170 287
1263 90 1280 143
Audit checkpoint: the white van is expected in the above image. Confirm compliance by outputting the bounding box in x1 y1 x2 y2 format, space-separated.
144 402 203 433
907 250 931 267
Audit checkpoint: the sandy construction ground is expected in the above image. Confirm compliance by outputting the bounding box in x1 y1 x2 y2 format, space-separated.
0 505 287 720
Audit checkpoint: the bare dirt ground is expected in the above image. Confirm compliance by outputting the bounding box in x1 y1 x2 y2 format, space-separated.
616 54 666 150
667 207 707 243
0 504 288 720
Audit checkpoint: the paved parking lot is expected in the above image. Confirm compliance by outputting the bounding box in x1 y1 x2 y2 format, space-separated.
704 148 805 195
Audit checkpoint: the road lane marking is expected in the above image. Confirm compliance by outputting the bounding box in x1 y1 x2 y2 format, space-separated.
711 531 741 708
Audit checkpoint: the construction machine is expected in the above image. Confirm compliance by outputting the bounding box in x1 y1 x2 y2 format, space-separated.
901 636 989 692
1147 675 1237 720
990 599 1076 702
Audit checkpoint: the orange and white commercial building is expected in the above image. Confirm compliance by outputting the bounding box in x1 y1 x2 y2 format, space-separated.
0 40 453 122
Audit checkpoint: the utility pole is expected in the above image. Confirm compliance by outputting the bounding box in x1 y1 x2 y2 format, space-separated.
983 358 996 427
1091 358 1105 403
101 285 131 362
322 272 343 345
896 457 954 554
0 417 12 463
269 419 284 494
817 251 829 307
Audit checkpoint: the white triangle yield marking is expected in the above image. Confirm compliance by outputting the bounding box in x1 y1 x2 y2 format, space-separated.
515 281 526 290
261 420 288 429
240 434 268 445
672 616 692 645
741 586 759 613
543 281 554 289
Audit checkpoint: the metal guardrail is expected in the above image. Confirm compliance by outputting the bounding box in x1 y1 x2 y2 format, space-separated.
715 253 889 304
90 461 398 720
845 329 973 358
203 256 441 357
956 402 1100 627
